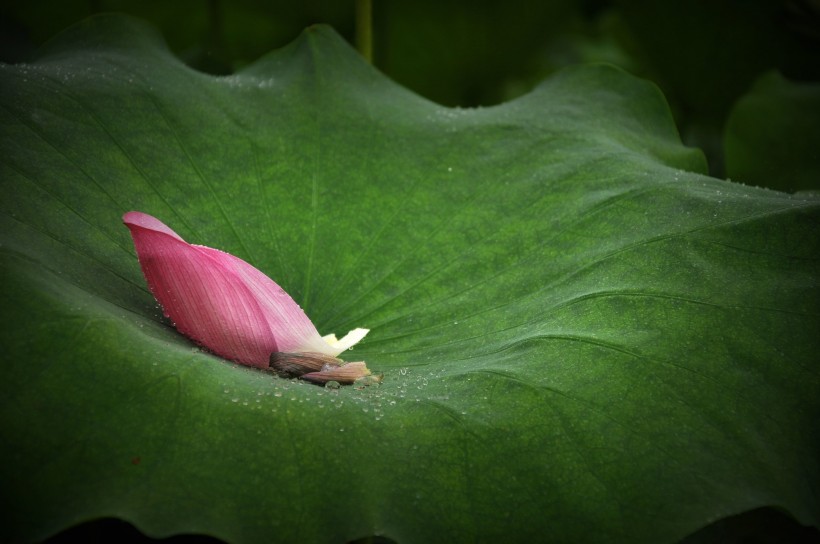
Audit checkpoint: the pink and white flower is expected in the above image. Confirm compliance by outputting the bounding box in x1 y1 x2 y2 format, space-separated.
123 211 370 382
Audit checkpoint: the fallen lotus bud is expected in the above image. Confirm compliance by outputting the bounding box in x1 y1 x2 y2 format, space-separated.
269 352 378 386
123 211 370 372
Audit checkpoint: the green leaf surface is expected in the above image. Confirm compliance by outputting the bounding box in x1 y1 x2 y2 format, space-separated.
1 15 818 544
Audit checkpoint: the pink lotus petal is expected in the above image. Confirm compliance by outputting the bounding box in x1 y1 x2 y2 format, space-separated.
123 211 339 368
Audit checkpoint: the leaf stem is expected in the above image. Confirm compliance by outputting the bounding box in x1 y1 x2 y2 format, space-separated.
355 0 373 63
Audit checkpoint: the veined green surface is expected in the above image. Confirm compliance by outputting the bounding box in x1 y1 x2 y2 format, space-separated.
1 15 818 544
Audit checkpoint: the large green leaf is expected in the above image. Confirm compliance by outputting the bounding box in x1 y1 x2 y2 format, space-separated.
1 15 818 544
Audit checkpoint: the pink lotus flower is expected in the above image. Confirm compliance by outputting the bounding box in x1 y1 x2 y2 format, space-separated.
123 211 370 382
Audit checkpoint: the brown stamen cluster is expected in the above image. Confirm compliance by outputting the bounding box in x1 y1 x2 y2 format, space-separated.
269 352 379 386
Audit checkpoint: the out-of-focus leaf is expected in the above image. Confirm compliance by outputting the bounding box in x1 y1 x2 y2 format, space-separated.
724 71 820 192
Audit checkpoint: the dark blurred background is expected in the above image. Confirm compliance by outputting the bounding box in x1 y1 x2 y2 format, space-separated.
2 0 819 186
2 3 820 543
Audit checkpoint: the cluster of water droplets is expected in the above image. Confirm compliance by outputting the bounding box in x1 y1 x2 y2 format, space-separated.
218 363 462 428
216 74 277 90
424 105 476 133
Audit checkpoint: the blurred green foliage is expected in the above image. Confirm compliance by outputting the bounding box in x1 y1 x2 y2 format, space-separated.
724 71 820 192
2 0 819 182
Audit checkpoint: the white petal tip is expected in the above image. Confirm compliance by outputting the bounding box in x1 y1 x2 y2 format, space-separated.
323 328 369 352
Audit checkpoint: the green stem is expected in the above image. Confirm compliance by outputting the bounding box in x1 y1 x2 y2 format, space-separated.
355 0 373 63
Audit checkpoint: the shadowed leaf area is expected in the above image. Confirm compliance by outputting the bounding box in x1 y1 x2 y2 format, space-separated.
1 14 818 544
